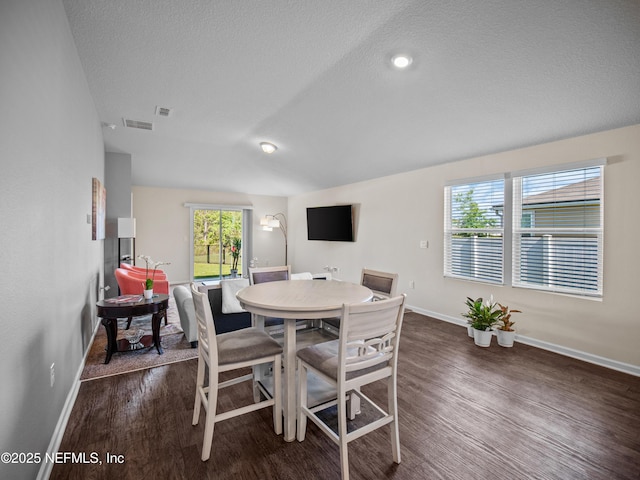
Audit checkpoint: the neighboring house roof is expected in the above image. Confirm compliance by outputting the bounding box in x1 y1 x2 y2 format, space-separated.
523 177 600 206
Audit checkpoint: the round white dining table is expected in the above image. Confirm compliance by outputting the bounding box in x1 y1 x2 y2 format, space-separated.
236 279 373 441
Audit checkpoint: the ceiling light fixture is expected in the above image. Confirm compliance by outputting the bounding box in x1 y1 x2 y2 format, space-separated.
391 54 412 69
260 141 278 154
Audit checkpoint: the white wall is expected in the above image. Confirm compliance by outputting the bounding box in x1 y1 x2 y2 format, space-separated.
0 1 105 478
289 125 640 369
132 186 288 283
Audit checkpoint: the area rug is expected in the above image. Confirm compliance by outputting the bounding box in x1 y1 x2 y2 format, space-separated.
80 299 198 381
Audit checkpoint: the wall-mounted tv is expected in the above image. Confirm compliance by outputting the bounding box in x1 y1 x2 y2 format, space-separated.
307 205 354 242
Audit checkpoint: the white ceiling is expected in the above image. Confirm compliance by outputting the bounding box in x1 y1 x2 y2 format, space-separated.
63 0 640 197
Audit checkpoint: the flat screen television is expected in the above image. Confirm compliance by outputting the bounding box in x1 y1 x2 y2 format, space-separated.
307 205 354 242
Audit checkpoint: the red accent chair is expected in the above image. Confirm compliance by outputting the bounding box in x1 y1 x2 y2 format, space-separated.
119 262 167 280
115 268 170 328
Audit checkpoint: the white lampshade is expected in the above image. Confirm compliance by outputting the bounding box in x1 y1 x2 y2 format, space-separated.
260 214 284 232
117 217 136 238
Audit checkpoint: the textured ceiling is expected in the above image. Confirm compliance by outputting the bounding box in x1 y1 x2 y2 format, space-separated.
63 0 640 196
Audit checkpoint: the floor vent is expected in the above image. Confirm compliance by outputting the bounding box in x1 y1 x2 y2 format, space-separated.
123 118 154 130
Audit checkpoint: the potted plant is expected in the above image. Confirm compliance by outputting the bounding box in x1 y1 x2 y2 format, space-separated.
137 255 170 299
494 303 522 347
230 238 241 278
462 296 503 347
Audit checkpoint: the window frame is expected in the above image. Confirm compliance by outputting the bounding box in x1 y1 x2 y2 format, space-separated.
511 165 604 297
444 175 506 285
444 159 606 299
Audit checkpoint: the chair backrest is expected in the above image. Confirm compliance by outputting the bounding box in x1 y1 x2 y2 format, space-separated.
173 285 195 324
115 268 146 294
248 265 291 285
360 268 399 300
115 267 170 295
120 262 167 279
338 294 406 381
190 283 218 365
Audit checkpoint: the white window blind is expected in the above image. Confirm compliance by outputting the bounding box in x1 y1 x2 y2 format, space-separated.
512 166 603 296
444 178 504 284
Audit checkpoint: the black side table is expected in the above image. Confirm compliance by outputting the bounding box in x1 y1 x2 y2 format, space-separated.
96 294 170 364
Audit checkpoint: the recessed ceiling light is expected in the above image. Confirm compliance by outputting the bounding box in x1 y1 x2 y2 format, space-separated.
391 54 412 69
260 142 277 154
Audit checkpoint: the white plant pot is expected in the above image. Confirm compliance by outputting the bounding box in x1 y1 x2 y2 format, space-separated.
143 289 154 300
473 328 493 347
496 329 516 347
467 325 474 338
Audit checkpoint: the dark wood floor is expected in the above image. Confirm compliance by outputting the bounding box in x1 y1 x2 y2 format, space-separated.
50 312 640 480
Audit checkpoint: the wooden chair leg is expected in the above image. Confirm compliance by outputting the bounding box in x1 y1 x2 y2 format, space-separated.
388 376 401 464
296 360 308 441
252 365 261 403
338 392 350 480
348 389 361 420
192 355 205 426
201 385 218 461
273 354 282 435
201 360 218 462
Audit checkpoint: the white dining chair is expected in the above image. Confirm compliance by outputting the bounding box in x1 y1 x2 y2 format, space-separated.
296 294 407 480
248 265 291 284
190 283 283 461
248 265 319 333
324 268 399 332
360 268 399 301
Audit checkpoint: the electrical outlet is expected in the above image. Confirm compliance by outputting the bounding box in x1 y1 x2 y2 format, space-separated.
409 280 415 289
419 240 428 249
50 363 55 387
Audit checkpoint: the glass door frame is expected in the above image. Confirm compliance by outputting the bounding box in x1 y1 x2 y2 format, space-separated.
185 203 252 282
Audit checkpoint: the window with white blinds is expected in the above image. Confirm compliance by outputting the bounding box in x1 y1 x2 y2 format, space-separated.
444 178 504 284
512 166 603 297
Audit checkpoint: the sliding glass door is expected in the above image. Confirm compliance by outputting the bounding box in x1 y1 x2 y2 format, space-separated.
192 208 243 280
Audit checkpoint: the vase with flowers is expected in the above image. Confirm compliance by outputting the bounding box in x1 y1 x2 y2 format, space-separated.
137 255 170 299
494 303 522 347
230 238 241 278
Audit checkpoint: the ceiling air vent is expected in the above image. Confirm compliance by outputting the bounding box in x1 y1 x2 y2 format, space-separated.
123 118 154 130
155 106 173 117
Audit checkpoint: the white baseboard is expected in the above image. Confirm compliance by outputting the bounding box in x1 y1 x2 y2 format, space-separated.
407 304 640 378
37 320 101 480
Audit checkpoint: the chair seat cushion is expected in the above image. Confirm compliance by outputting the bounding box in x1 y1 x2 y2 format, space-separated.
218 327 282 365
297 340 387 381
